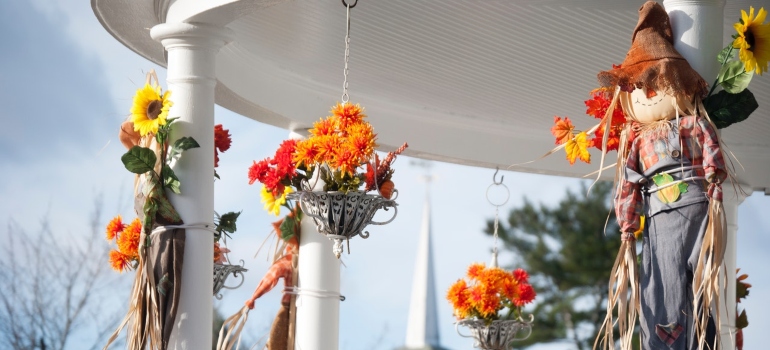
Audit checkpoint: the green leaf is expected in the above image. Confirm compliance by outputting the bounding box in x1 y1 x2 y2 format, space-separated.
215 211 241 239
214 170 220 180
174 137 200 152
717 60 754 93
167 137 201 164
154 191 181 223
677 182 689 195
122 146 157 175
163 165 181 194
717 46 733 64
736 310 748 329
279 215 298 241
143 195 159 228
702 89 759 129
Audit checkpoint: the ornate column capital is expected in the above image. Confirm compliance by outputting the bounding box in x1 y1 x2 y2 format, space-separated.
151 22 234 50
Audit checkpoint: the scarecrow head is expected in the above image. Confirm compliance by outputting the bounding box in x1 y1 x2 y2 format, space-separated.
598 1 708 124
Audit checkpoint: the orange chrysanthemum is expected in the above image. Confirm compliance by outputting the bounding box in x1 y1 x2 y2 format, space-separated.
330 102 366 129
310 117 337 137
105 215 125 240
109 250 132 272
333 145 360 176
447 279 472 319
448 263 536 321
345 122 377 163
316 135 343 165
293 139 320 168
467 263 485 279
117 218 142 258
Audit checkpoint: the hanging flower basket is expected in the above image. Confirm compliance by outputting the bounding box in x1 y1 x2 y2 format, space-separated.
456 317 534 350
213 261 247 299
290 190 397 258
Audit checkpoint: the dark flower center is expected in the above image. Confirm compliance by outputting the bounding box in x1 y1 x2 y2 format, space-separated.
146 100 162 120
746 28 755 51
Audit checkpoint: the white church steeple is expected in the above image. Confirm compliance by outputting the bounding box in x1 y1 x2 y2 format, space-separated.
398 180 449 350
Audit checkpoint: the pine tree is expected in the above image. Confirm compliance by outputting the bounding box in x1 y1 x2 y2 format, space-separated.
485 181 622 350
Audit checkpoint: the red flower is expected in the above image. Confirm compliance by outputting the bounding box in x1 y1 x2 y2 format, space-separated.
512 268 529 283
214 124 232 152
514 283 536 306
248 159 270 185
214 124 232 167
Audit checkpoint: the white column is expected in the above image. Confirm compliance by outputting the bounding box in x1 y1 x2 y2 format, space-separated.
663 1 733 348
664 0 725 82
150 22 233 349
295 170 341 350
721 183 749 349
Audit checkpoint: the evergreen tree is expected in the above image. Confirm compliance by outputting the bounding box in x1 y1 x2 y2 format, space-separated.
485 181 622 350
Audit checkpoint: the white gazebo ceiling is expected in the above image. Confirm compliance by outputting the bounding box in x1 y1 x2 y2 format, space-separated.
93 0 770 192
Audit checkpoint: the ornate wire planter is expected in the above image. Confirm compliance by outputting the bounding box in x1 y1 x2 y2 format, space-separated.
213 261 247 299
456 316 534 350
289 190 397 258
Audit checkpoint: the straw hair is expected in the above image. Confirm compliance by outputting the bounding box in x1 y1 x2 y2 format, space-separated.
593 239 640 350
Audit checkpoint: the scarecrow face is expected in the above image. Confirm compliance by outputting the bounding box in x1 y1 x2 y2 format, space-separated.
619 88 691 124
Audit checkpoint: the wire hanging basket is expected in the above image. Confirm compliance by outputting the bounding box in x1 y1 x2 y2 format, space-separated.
456 315 534 350
288 189 397 258
213 260 247 299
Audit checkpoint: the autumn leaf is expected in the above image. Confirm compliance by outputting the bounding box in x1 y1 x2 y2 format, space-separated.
551 116 575 145
653 173 688 203
565 132 591 165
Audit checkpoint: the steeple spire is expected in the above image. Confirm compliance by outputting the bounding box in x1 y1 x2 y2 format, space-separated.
398 174 449 350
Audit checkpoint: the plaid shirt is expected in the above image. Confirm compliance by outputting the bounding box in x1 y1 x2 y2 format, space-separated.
615 115 726 233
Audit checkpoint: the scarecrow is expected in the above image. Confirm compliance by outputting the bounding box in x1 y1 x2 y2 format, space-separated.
594 2 728 350
217 213 301 350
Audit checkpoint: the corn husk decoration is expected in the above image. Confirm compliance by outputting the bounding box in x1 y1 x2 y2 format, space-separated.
104 71 188 350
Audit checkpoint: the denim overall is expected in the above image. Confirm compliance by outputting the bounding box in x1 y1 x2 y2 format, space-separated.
624 121 716 350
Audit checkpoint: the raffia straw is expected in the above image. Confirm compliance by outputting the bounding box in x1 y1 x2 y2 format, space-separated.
217 306 250 350
593 239 639 350
587 87 622 195
692 200 726 350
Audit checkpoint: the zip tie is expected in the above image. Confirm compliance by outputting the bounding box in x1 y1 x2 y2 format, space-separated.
284 286 345 301
151 223 218 236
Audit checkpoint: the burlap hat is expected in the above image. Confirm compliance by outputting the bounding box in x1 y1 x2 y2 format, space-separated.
598 1 708 98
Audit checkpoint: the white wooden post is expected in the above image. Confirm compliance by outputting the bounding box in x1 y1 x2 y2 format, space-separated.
150 22 233 349
721 183 749 349
295 167 341 350
663 1 734 348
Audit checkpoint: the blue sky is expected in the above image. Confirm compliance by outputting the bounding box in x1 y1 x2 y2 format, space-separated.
1 1 768 349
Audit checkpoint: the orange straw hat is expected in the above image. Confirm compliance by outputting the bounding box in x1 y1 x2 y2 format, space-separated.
597 1 708 98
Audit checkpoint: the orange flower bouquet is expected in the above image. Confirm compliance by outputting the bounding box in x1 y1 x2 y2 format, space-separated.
450 263 536 350
248 102 407 258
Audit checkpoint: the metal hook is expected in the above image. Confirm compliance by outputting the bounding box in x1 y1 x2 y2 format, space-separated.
341 0 357 8
492 167 504 185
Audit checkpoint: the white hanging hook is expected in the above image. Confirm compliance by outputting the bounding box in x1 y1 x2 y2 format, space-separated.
492 167 504 185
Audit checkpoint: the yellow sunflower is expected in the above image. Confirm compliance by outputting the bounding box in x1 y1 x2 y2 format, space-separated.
261 186 293 216
733 6 770 75
131 83 173 136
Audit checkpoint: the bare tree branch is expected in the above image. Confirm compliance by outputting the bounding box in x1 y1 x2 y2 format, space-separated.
0 197 124 350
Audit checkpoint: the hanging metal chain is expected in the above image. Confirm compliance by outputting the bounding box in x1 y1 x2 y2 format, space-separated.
340 0 355 103
486 168 509 267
